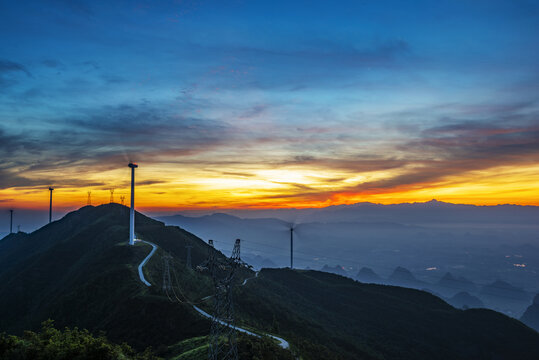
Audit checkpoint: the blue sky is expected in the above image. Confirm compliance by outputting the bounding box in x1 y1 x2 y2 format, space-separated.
1 0 539 210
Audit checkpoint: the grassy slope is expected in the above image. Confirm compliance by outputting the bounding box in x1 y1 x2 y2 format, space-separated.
235 268 539 360
0 204 215 349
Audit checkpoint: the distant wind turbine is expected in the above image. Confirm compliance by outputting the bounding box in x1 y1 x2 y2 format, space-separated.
289 223 296 269
128 162 138 245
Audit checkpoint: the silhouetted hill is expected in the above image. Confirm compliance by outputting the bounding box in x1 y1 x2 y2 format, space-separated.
1 205 539 359
356 267 382 283
521 294 539 332
478 280 532 317
321 264 347 277
387 266 426 288
293 200 539 224
435 272 477 296
159 213 291 266
0 204 217 350
480 280 531 302
242 254 277 269
215 200 539 225
447 291 484 309
237 269 539 359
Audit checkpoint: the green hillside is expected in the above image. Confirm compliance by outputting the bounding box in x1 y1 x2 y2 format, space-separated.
0 204 538 360
0 204 212 348
236 269 539 359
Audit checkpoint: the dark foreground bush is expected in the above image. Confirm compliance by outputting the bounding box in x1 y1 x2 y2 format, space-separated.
0 320 159 360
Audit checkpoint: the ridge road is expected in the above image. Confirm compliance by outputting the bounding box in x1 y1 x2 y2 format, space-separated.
135 240 290 350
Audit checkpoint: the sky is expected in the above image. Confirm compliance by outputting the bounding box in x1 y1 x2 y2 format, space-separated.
1 0 539 214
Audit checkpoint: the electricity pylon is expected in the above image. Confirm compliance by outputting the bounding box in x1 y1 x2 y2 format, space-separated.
199 239 244 360
162 254 173 293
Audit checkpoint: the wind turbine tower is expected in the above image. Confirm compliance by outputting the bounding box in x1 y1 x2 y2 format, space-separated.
290 225 294 269
128 162 138 245
9 210 13 234
48 187 54 223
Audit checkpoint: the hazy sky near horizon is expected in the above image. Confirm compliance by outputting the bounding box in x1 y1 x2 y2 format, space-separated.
1 0 539 211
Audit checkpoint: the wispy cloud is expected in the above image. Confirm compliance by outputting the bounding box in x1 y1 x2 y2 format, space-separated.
0 59 32 77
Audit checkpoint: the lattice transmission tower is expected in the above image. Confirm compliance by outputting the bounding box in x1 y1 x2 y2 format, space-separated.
109 188 115 203
87 191 92 206
198 239 244 360
162 253 173 294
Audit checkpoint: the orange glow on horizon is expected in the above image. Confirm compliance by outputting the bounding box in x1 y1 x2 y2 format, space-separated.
2 162 539 212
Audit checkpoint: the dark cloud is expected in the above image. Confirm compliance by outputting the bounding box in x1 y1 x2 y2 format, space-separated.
63 103 232 155
0 59 32 77
138 180 167 186
0 103 234 189
411 118 539 160
220 172 255 177
0 59 32 88
238 108 539 201
282 156 409 173
0 163 107 189
343 118 539 193
0 168 44 189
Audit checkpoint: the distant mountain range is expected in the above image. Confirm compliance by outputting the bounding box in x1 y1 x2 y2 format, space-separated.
159 206 539 320
2 204 539 359
5 200 539 238
351 266 533 315
173 199 539 225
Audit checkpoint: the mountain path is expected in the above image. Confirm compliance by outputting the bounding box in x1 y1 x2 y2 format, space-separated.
135 239 157 286
135 240 290 350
